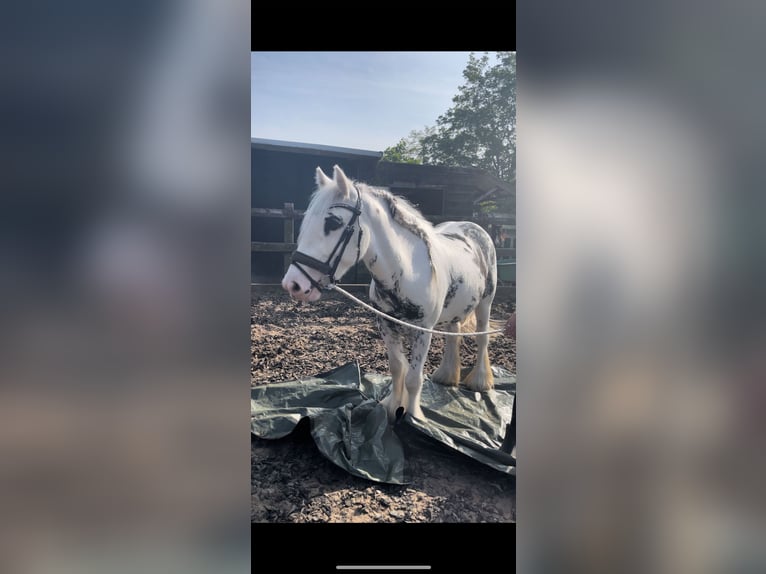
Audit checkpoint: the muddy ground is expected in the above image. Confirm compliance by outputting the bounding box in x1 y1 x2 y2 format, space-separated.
251 288 516 523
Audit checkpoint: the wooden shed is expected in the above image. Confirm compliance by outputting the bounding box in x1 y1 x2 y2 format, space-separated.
374 161 514 223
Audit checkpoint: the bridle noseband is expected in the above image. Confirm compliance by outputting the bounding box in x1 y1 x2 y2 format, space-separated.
290 186 363 292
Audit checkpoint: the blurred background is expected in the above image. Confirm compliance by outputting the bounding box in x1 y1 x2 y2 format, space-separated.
0 1 250 573
518 1 766 573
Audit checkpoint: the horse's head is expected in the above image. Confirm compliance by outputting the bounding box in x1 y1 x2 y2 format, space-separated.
282 165 365 302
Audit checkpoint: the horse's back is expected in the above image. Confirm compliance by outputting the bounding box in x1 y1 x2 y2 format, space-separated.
436 220 492 238
433 221 497 322
435 221 497 267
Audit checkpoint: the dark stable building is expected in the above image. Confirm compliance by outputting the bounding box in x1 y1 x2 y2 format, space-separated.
251 138 514 287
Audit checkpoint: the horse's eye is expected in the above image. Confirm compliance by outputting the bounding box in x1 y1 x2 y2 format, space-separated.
324 214 344 235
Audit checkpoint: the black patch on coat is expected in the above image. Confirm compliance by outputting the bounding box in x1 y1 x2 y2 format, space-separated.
372 279 424 323
460 223 494 258
408 332 427 368
441 232 471 246
483 255 497 299
443 274 460 309
459 223 497 300
376 314 406 338
323 214 343 235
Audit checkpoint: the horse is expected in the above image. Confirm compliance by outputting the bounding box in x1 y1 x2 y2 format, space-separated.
281 165 497 422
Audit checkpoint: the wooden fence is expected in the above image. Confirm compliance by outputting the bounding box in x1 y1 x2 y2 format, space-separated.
253 203 516 277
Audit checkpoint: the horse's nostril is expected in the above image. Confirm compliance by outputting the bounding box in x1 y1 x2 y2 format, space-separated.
290 281 301 292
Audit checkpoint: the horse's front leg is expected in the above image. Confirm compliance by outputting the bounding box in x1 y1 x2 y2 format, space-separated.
378 319 407 422
404 330 433 421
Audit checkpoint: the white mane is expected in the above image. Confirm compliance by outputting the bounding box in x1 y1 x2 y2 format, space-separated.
364 183 436 241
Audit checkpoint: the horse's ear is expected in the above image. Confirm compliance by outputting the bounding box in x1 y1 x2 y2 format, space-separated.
315 166 332 188
333 165 351 198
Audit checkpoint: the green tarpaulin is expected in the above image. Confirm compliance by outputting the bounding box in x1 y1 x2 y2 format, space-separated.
251 361 516 485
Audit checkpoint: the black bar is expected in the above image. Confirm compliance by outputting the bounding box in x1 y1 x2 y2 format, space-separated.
251 523 515 574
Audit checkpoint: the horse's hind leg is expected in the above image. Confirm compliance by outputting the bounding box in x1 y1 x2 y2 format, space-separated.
431 322 461 386
378 319 407 422
463 298 495 391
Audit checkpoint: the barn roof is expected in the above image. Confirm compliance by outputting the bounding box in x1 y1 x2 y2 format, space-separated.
251 138 383 160
375 160 514 198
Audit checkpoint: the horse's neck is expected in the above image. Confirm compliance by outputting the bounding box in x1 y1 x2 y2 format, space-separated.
361 193 429 286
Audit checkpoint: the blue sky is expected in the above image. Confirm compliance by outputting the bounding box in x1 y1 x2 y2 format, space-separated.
251 52 472 151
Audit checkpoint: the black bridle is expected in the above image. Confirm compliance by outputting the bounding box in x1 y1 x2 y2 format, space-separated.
290 187 363 292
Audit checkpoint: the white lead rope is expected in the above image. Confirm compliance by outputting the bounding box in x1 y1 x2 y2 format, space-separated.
327 284 504 337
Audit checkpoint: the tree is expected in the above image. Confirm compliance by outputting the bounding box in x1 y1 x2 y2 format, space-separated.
381 127 436 164
421 52 516 184
381 138 421 164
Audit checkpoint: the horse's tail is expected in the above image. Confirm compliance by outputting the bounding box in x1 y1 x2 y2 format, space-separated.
487 319 505 340
458 312 504 339
459 311 477 335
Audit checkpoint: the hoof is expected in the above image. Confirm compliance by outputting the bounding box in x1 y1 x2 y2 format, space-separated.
463 354 494 391
405 403 426 422
380 394 403 423
431 369 460 387
463 368 494 392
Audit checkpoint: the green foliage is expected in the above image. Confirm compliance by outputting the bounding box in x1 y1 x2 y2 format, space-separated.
476 200 498 215
421 52 516 184
381 138 421 164
476 193 514 217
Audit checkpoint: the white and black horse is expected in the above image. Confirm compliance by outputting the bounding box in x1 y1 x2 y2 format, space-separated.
282 165 497 422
